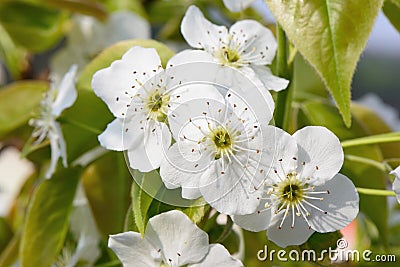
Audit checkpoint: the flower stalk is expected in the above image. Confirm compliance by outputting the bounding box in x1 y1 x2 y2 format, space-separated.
356 187 396 197
274 24 293 131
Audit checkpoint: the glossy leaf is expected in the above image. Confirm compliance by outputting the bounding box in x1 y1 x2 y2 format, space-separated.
0 218 12 254
77 39 175 91
299 100 388 243
0 81 48 138
0 1 66 52
20 168 80 267
266 0 384 126
81 152 131 238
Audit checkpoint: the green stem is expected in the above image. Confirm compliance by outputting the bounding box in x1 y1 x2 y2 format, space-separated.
58 117 102 135
344 155 388 172
356 187 396 197
215 216 234 243
274 24 293 131
341 132 400 148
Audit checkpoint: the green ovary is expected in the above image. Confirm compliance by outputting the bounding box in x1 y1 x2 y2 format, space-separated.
147 92 170 122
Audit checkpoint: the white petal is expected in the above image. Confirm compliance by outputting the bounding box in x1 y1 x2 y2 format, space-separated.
145 210 209 266
267 212 315 248
167 50 215 66
229 20 277 65
293 126 344 185
232 199 272 232
98 118 124 151
127 122 171 172
168 93 225 141
160 142 212 199
108 232 161 267
181 6 228 50
189 244 243 267
92 46 162 118
226 84 275 125
68 200 100 267
260 126 298 184
308 173 359 233
52 64 78 117
391 166 400 203
222 0 255 12
46 132 62 179
249 65 289 92
199 161 262 215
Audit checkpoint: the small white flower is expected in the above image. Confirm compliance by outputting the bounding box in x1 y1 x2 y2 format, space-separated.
92 46 222 172
357 93 400 131
160 86 274 215
232 126 360 248
391 166 400 203
108 210 243 267
53 185 101 267
51 11 151 80
223 0 256 12
29 65 78 178
180 5 288 92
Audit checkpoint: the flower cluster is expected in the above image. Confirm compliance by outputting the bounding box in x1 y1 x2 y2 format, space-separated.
90 4 360 253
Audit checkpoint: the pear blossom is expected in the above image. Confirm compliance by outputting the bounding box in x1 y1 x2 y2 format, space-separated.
160 83 275 215
108 210 243 267
29 65 78 178
53 185 101 267
51 11 150 80
357 93 400 131
180 5 288 92
391 166 400 203
92 47 222 172
232 126 359 247
223 0 256 12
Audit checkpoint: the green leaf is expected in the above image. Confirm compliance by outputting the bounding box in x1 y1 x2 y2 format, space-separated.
0 24 27 79
61 89 113 163
131 170 162 236
77 39 175 91
42 0 108 21
0 234 20 267
81 152 131 238
0 80 48 138
299 100 388 244
0 1 67 52
20 168 80 267
266 0 384 126
383 0 400 33
0 219 13 254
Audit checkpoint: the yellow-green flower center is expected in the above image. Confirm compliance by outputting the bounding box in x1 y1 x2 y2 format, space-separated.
146 91 170 122
276 172 305 206
209 126 233 159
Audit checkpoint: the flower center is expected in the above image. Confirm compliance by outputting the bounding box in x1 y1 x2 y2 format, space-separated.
209 126 233 159
146 91 170 122
224 49 240 63
277 172 305 205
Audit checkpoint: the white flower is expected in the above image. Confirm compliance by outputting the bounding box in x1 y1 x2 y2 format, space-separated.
51 11 150 80
92 46 222 172
180 5 288 92
29 65 78 178
160 83 275 215
356 93 400 131
232 126 359 248
223 0 256 12
391 166 400 203
108 210 243 267
53 184 101 267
